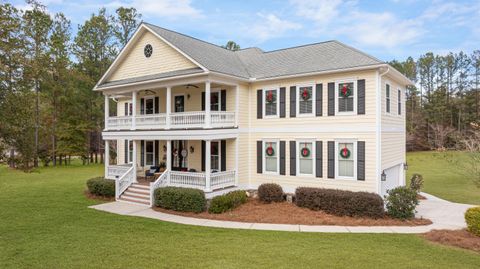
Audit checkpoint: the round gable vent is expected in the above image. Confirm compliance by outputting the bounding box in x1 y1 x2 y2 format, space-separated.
144 44 153 58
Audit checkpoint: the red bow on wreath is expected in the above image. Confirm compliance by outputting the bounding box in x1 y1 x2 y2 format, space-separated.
302 88 310 100
342 84 348 96
340 146 350 158
266 145 274 156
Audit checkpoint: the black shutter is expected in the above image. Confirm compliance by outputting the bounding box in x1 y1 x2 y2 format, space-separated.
154 97 159 114
257 141 263 174
201 140 205 171
155 140 159 166
279 87 286 118
221 140 226 171
201 92 205 111
316 141 323 178
221 90 226 111
279 141 286 175
327 141 334 178
290 141 296 176
257 141 263 173
316 83 323 116
140 140 145 167
124 103 128 116
257 90 262 119
290 86 296 117
140 98 145 115
357 141 365 181
124 140 128 163
358 79 365 115
328 83 335 116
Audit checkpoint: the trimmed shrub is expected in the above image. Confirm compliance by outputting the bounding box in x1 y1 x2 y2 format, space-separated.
258 183 284 203
154 187 206 213
86 177 115 197
295 187 385 218
385 186 418 219
409 173 424 193
465 207 480 236
208 190 247 214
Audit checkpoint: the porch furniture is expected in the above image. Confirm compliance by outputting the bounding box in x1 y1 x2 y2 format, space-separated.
145 166 160 181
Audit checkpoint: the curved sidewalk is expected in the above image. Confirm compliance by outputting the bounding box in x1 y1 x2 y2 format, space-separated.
89 192 476 234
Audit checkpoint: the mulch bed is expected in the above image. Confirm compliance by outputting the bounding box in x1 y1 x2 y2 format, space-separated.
84 190 115 202
154 198 432 226
423 229 480 253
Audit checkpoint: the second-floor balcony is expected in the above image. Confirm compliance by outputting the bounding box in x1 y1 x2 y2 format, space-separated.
104 80 239 131
106 111 235 130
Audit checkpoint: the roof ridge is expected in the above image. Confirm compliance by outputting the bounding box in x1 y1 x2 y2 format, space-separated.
142 22 236 53
259 40 338 54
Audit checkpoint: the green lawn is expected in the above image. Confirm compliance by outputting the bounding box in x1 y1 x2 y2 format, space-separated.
407 151 480 205
0 164 479 268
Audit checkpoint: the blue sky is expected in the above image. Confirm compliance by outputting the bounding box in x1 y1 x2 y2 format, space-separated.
10 0 480 61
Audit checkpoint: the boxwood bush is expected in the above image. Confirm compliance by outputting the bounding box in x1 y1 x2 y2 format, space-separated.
86 177 115 197
154 187 206 213
258 183 284 203
465 207 480 236
295 187 385 218
208 190 247 214
385 186 418 219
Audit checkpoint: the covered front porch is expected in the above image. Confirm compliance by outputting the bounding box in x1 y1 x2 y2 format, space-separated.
104 137 239 193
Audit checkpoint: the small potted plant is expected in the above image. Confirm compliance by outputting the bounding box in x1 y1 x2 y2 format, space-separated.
159 162 166 172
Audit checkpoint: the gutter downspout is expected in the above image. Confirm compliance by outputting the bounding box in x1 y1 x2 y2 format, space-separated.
377 66 389 195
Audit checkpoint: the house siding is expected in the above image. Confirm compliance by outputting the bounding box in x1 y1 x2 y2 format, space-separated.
107 31 198 82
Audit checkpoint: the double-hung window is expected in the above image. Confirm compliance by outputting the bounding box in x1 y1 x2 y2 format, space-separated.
336 141 356 179
128 140 133 164
297 141 314 175
145 140 154 166
386 84 391 113
263 141 279 173
397 89 402 115
211 141 220 171
263 89 279 117
337 81 356 114
124 102 133 116
297 85 314 115
210 91 220 111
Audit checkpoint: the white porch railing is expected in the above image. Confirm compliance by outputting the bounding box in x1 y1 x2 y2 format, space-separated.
169 171 206 189
105 111 235 130
136 114 167 129
149 169 169 206
170 111 205 128
115 166 135 199
211 170 236 189
107 164 132 179
107 116 132 130
211 111 235 128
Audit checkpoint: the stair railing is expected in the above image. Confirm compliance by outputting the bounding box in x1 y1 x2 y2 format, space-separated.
149 169 170 206
115 166 135 199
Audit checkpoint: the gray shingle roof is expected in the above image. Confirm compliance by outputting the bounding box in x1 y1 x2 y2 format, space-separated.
98 68 204 89
104 22 384 86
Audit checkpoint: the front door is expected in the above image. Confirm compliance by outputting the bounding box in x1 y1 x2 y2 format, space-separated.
172 140 188 171
174 95 185 112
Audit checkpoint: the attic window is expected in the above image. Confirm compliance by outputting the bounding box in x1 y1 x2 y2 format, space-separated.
144 44 153 58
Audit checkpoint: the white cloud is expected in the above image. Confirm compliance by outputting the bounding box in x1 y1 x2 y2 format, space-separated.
247 13 302 43
290 0 343 27
338 11 422 48
130 0 202 18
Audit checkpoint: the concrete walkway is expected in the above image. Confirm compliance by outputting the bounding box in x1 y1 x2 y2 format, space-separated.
89 192 476 234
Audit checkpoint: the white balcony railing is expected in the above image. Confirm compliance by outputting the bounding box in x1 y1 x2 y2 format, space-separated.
169 171 206 190
211 170 236 189
106 111 235 130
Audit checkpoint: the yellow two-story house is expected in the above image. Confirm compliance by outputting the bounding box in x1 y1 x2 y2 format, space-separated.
95 22 411 206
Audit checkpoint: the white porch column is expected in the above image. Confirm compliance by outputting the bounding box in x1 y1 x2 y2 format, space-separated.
205 139 211 191
166 140 171 185
235 84 239 127
104 94 109 130
235 137 239 186
132 140 138 182
166 86 171 129
131 91 137 130
205 81 211 128
104 140 110 178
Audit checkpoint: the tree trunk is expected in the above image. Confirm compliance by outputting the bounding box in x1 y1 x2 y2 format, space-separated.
34 81 39 167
